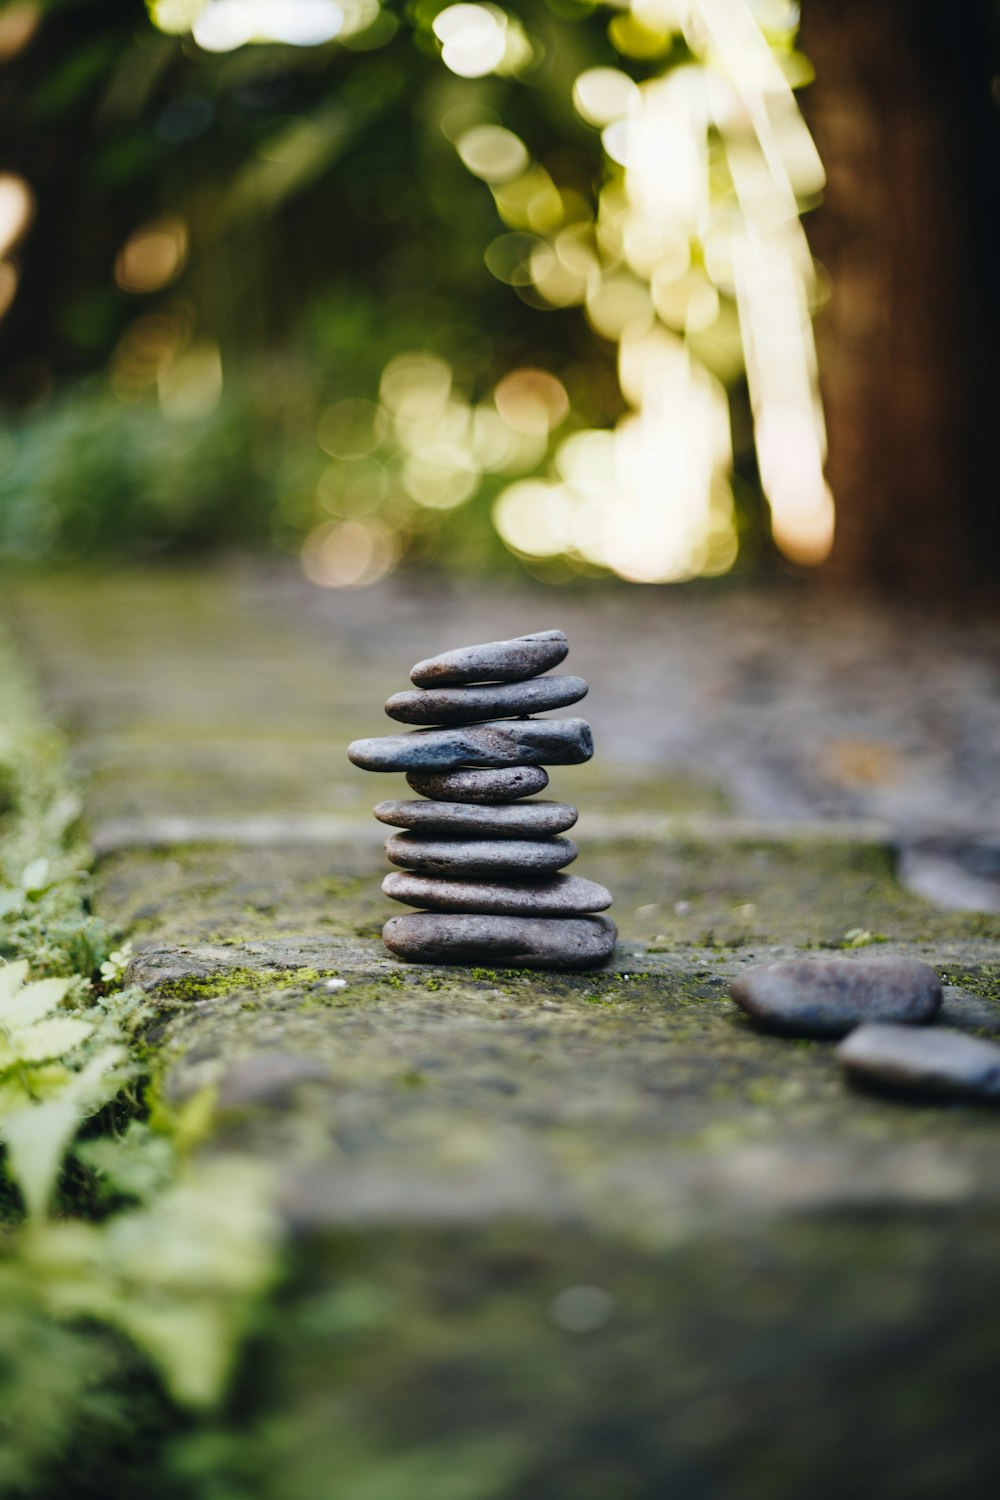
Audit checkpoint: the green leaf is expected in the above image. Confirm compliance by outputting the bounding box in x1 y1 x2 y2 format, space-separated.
12 1016 93 1064
20 858 50 894
3 1098 82 1218
77 1122 174 1202
32 1158 278 1403
0 961 29 1005
0 977 72 1032
2 1048 125 1218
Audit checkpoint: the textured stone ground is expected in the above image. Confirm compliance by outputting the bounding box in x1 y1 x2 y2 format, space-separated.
9 566 1000 1497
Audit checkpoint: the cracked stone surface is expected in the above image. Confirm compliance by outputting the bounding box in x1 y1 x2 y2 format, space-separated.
9 566 1000 1497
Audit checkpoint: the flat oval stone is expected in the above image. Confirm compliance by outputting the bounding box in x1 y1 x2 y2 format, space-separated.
730 956 943 1038
410 630 568 687
837 1023 1000 1101
386 674 587 726
407 766 549 803
374 798 577 837
383 871 612 915
383 912 617 969
385 832 577 876
348 718 593 773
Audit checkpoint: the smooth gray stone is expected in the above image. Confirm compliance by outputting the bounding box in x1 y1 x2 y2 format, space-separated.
837 1024 1000 1101
383 871 612 915
386 674 588 726
374 798 577 837
410 630 568 687
406 765 549 803
348 718 593 773
383 912 617 969
385 832 577 876
730 956 942 1038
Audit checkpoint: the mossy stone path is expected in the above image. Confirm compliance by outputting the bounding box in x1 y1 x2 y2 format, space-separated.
10 568 1000 1497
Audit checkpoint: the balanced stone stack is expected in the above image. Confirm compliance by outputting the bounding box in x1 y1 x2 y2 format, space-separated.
347 630 616 970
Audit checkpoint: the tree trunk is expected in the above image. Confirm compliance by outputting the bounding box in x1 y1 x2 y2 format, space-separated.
801 0 1000 596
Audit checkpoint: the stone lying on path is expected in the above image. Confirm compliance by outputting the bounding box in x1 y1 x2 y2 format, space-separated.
385 831 577 876
374 797 577 837
383 911 617 968
837 1024 1000 1102
385 674 588 726
383 870 611 915
348 717 593 773
406 765 549 802
730 955 943 1038
410 629 568 687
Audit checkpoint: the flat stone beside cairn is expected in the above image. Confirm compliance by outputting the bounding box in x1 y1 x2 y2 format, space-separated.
730 955 943 1038
838 1024 1000 1102
348 630 615 969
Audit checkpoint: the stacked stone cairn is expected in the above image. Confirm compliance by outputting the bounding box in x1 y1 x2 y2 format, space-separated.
347 630 616 970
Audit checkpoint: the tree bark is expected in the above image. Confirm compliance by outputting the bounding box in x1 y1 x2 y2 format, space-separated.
801 0 999 596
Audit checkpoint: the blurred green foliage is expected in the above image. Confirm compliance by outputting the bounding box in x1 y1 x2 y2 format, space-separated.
0 0 630 570
1 0 806 579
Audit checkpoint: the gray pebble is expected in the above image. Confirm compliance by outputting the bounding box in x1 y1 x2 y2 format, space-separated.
348 718 593 773
406 765 549 803
410 629 568 687
383 912 617 969
837 1023 1000 1101
383 871 612 915
386 674 587 726
385 832 577 876
374 798 577 837
730 955 943 1037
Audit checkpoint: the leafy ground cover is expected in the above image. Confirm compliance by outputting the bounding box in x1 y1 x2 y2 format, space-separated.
0 622 281 1496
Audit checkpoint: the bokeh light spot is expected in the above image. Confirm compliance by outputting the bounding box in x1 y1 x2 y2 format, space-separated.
316 397 387 459
402 444 478 509
157 338 223 420
380 353 452 422
572 67 640 128
457 125 529 185
301 518 399 587
0 4 40 62
494 368 569 436
114 218 188 294
433 4 507 78
0 174 34 259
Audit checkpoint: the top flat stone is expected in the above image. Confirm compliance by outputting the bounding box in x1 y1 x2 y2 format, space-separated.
348 717 593 773
410 630 568 687
730 955 943 1038
386 675 587 726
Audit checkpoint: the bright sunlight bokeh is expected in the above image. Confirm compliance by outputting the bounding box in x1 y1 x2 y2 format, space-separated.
109 1 832 583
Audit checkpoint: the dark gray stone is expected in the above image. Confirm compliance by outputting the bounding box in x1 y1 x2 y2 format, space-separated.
383 911 617 969
348 717 593 773
383 871 612 915
837 1024 1000 1101
386 675 587 726
406 766 549 802
730 956 943 1037
410 629 568 687
385 832 577 876
374 798 577 837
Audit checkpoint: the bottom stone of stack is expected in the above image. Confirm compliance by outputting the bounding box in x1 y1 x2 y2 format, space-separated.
383 912 617 969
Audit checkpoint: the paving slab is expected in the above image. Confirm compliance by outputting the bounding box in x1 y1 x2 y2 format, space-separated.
8 565 1000 1497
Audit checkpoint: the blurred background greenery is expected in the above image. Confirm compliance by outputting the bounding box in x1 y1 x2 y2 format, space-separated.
0 0 997 592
